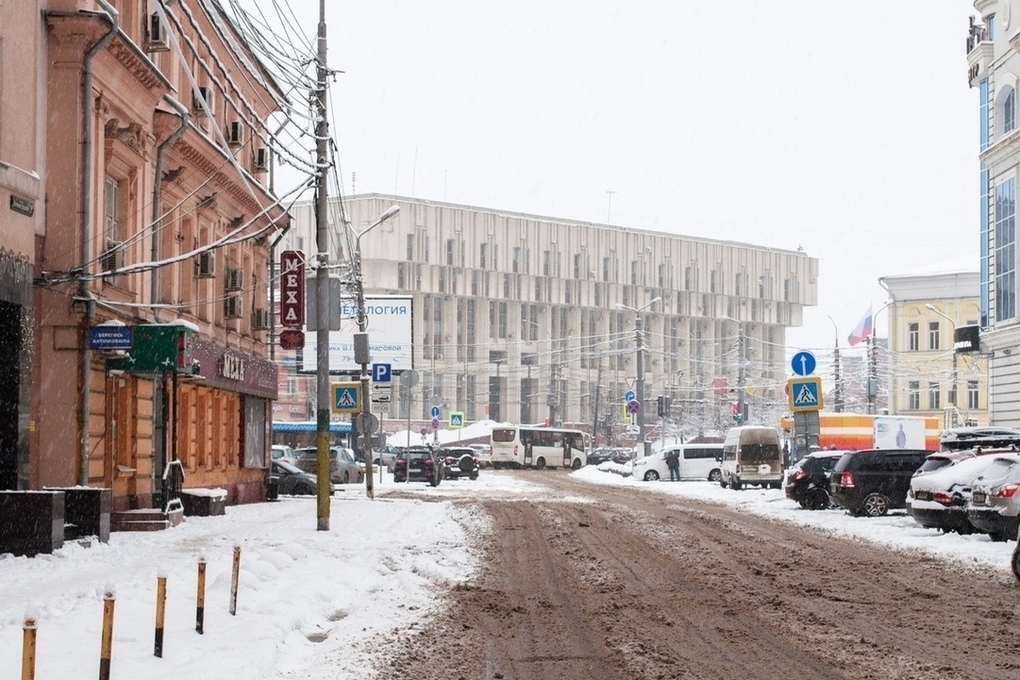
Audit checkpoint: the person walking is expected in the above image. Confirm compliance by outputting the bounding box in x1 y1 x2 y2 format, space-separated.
665 449 681 482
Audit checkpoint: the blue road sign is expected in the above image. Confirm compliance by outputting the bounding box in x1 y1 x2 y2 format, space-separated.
331 382 362 414
624 390 636 402
430 405 441 418
791 350 817 376
449 412 465 428
431 417 440 429
786 376 823 412
372 363 392 383
89 325 133 350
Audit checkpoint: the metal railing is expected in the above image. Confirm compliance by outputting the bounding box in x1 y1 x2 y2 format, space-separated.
161 460 185 514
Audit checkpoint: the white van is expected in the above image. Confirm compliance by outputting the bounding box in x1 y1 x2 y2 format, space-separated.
720 426 783 490
633 444 724 482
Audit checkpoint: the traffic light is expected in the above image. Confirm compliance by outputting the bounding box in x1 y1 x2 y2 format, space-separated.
656 396 665 416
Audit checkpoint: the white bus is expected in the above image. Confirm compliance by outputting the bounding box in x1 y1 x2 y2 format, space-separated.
490 426 590 470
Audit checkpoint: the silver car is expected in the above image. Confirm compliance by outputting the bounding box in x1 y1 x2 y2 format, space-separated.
294 446 365 485
967 455 1020 541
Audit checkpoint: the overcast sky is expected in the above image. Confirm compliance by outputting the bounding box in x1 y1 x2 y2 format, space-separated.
279 0 979 357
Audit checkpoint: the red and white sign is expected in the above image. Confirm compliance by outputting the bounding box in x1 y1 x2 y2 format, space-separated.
280 251 305 328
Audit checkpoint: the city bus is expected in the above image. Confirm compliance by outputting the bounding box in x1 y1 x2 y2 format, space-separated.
490 425 590 470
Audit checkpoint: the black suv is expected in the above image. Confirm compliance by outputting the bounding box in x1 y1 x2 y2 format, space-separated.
829 449 930 517
437 447 480 481
784 450 845 510
393 446 443 486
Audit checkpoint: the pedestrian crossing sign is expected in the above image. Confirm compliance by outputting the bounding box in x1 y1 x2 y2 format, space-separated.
331 382 362 414
787 376 823 412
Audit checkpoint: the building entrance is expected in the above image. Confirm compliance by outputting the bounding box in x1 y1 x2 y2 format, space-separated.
0 301 21 489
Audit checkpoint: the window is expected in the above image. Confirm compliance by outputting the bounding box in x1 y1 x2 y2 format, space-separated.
573 253 581 279
928 321 940 350
908 323 920 351
498 301 507 339
479 243 487 269
512 247 521 273
602 257 610 282
908 381 920 410
1006 88 1016 134
406 234 414 261
928 382 941 410
630 261 638 286
968 380 980 410
445 239 455 265
543 251 551 276
996 178 1016 322
105 176 122 244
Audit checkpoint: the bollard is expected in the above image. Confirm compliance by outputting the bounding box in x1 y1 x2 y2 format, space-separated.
99 587 115 680
229 544 241 616
21 614 36 680
195 556 207 634
154 571 167 657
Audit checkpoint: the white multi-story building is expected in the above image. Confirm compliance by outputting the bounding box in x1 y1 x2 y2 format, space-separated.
279 194 818 442
968 2 1020 424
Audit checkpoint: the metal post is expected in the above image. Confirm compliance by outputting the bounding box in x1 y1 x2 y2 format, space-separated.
867 334 877 415
153 573 166 657
99 588 115 680
195 557 206 634
736 327 746 423
636 316 646 452
313 0 331 530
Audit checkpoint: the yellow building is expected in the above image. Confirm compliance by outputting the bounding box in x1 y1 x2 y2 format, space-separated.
879 265 987 429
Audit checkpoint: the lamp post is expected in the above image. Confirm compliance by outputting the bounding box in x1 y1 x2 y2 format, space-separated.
721 315 747 424
618 297 661 454
867 301 894 415
348 204 401 500
925 303 959 425
827 315 843 412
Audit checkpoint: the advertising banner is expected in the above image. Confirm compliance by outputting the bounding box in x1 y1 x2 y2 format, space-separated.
300 295 413 373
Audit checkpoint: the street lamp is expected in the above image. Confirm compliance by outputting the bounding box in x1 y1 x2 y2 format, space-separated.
617 297 661 454
925 303 959 423
348 204 401 500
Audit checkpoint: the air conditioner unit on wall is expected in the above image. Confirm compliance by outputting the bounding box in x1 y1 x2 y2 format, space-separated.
195 251 215 278
227 120 243 146
225 268 243 292
193 86 214 115
253 147 268 171
224 296 242 319
145 13 170 52
100 241 124 272
252 307 270 330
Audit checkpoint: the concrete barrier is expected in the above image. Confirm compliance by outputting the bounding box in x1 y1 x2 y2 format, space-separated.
0 491 64 557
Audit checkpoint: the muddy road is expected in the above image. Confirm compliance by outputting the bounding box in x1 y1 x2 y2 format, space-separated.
375 472 1019 680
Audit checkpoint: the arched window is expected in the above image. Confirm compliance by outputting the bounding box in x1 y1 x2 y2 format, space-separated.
1006 88 1016 133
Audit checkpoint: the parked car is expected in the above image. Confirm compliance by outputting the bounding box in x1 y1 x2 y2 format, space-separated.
633 444 724 482
294 446 365 485
913 450 975 477
437 447 480 480
468 443 494 467
393 446 443 486
940 426 1020 451
908 453 1017 534
967 454 1020 541
270 460 332 496
373 444 400 472
271 444 297 465
588 448 617 466
1013 530 1020 581
784 450 846 510
720 426 783 489
828 448 930 517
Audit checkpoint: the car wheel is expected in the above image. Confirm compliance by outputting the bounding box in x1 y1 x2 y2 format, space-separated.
459 457 476 473
469 471 479 480
430 471 441 487
989 530 1010 542
720 477 728 488
643 470 660 482
804 488 829 511
862 493 890 517
535 457 546 470
572 458 582 470
731 479 742 491
1012 547 1020 582
770 481 781 490
343 472 350 485
708 469 721 483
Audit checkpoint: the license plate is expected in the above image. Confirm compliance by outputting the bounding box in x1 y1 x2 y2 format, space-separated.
915 491 931 501
972 491 986 505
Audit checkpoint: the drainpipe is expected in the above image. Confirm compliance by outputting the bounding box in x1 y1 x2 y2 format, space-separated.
150 95 190 323
78 0 119 487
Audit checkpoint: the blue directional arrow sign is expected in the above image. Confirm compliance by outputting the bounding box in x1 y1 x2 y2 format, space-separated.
430 405 441 418
787 376 823 412
330 382 362 414
372 363 392 384
791 350 816 377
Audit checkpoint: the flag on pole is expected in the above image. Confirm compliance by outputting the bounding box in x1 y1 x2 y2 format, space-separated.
847 305 874 347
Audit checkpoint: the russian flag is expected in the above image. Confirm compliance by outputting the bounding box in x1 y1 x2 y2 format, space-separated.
847 305 873 347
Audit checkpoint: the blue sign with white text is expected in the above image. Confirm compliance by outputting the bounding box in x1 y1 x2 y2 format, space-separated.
89 326 133 350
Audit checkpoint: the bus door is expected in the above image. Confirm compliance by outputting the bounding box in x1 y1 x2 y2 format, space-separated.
522 430 533 466
563 434 575 467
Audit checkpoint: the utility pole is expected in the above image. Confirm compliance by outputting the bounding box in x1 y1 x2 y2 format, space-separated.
736 328 746 423
313 0 331 531
867 334 877 415
592 357 603 448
